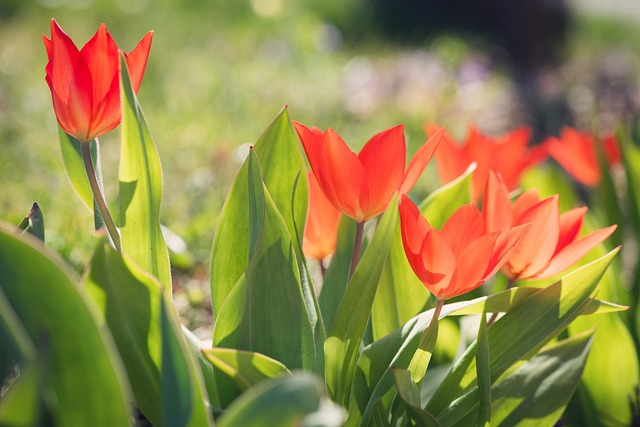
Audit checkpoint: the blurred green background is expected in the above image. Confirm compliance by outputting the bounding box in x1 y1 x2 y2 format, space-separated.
1 0 639 309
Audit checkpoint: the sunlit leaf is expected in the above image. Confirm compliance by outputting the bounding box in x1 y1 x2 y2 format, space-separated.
490 330 595 427
427 248 619 425
212 149 315 376
202 348 291 392
85 242 212 427
0 224 131 427
324 195 398 406
217 374 344 427
119 54 171 290
393 368 441 427
419 163 474 229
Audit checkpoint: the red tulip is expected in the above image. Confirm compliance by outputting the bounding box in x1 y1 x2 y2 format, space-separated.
543 127 620 187
43 19 153 142
428 124 546 200
483 171 617 280
399 195 529 301
303 171 341 261
294 122 443 223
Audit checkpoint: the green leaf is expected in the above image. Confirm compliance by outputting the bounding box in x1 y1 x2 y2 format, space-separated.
427 248 619 425
476 310 491 427
324 196 398 406
210 106 310 317
0 286 35 381
58 127 92 209
84 242 212 427
0 362 43 427
393 368 441 427
491 330 595 427
372 216 431 341
161 297 212 427
419 163 474 229
0 224 131 427
319 215 357 332
119 54 171 291
217 374 344 427
212 149 315 372
202 348 291 391
16 203 44 242
182 327 221 409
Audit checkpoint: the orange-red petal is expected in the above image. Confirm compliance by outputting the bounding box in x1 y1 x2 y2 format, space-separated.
400 127 444 195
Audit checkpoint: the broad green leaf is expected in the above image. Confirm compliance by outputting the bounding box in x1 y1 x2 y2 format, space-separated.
217 374 344 427
161 297 212 427
182 326 220 409
324 196 398 406
346 257 622 427
393 368 441 427
210 106 309 317
419 163 474 229
0 224 131 427
319 215 357 331
476 310 491 427
16 203 44 242
0 284 35 381
372 215 430 341
618 126 640 293
490 330 595 427
58 127 92 209
427 248 619 425
212 149 315 372
119 55 171 290
85 242 212 427
0 362 42 427
407 305 441 383
202 348 291 391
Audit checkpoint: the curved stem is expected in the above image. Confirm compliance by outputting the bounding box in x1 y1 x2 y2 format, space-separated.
81 139 121 251
487 277 517 327
349 221 365 278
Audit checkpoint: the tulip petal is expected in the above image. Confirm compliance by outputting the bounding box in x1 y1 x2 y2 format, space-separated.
319 129 364 221
432 126 468 184
555 207 587 254
49 19 94 140
487 223 531 280
124 31 154 93
399 195 431 256
507 196 560 279
483 171 513 233
452 232 499 298
303 172 341 260
441 203 484 257
400 127 444 195
533 225 617 279
419 229 457 300
293 121 323 174
512 189 540 221
545 128 601 187
359 125 406 220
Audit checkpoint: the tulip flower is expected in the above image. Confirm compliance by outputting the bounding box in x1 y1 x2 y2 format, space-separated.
427 124 546 200
543 127 620 187
483 171 617 280
294 122 443 223
303 171 341 263
43 19 153 142
399 195 530 301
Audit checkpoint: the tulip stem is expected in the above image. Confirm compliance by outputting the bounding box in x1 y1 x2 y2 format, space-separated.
487 277 517 327
81 139 121 251
349 221 365 278
319 258 327 280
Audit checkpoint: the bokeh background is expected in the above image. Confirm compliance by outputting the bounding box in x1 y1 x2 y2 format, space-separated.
1 0 640 333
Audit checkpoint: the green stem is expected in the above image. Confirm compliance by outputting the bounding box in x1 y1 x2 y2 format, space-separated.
487 277 517 327
81 139 121 251
349 221 365 278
